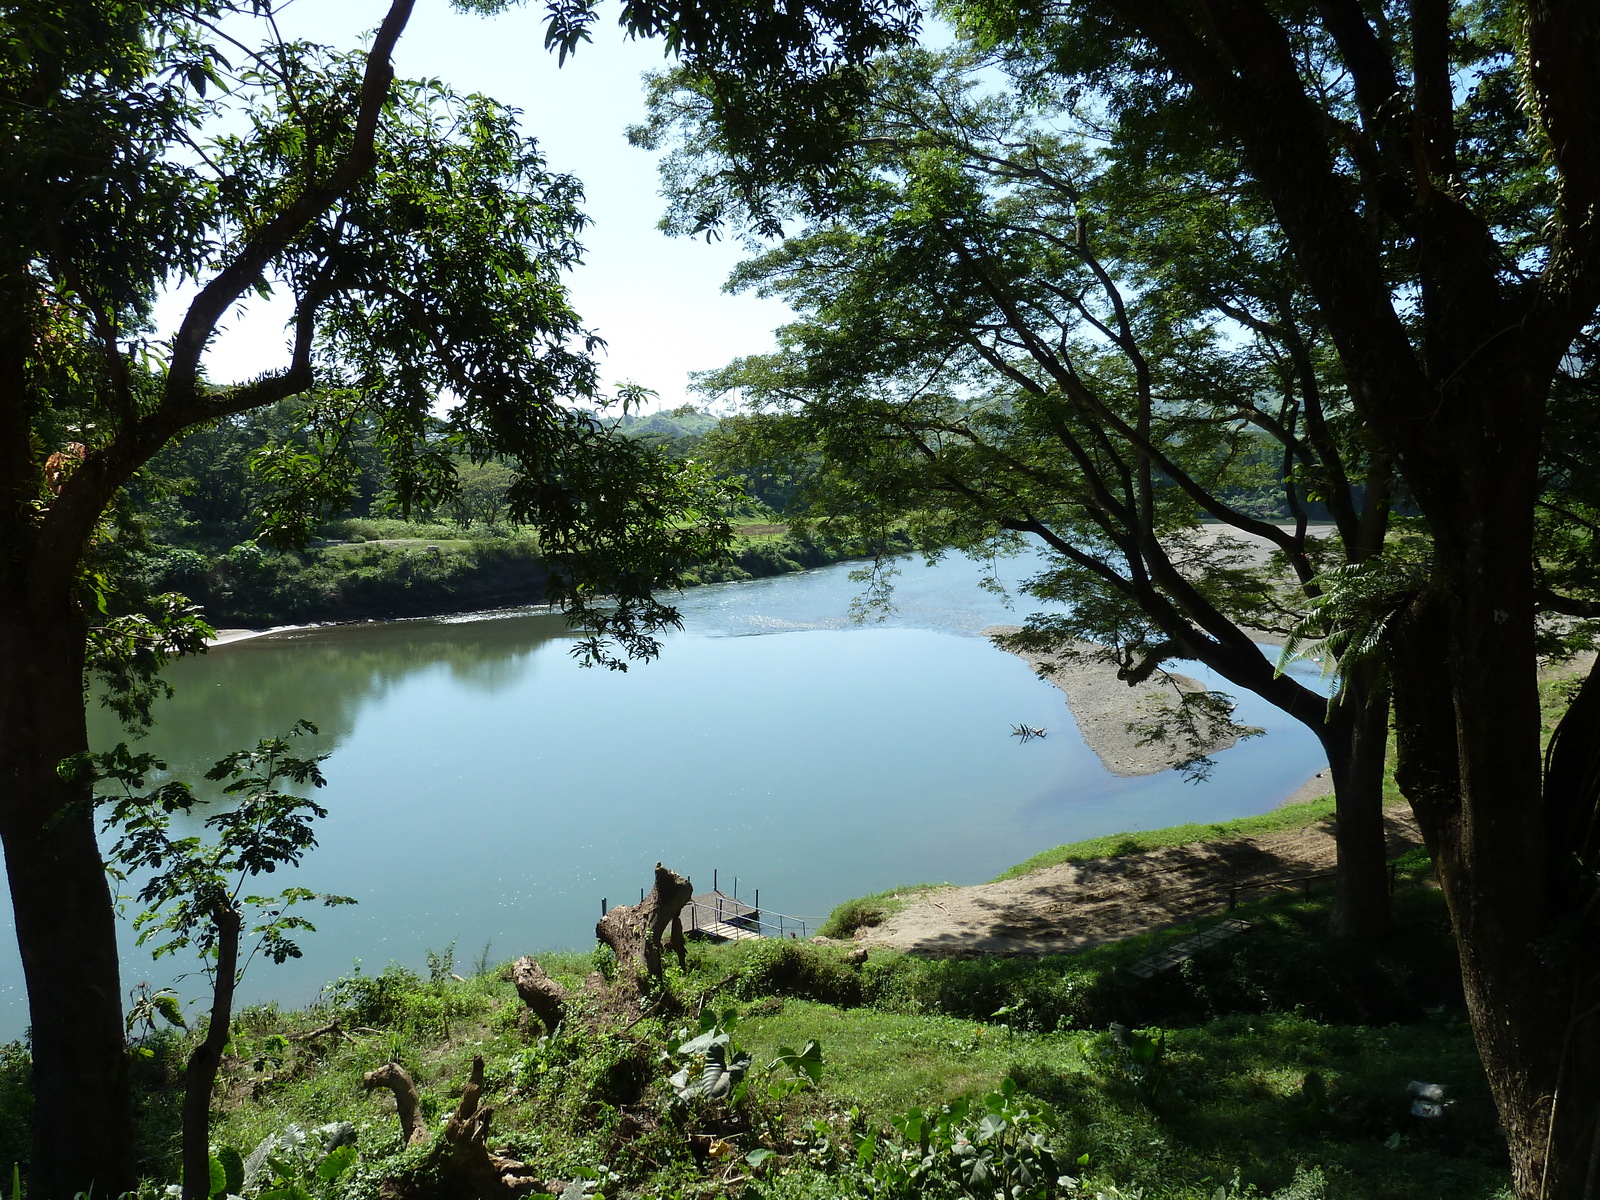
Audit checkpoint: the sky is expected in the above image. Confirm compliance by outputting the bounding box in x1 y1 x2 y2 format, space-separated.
151 0 794 411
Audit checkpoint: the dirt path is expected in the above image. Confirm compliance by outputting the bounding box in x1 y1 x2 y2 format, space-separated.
854 807 1421 957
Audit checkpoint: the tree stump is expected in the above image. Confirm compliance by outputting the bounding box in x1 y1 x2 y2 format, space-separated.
510 956 568 1034
439 1056 543 1200
368 1057 549 1200
596 862 693 982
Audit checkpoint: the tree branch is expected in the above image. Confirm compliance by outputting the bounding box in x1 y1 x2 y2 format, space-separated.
165 0 415 410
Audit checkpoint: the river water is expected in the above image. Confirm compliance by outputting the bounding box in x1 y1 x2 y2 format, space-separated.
0 548 1328 1038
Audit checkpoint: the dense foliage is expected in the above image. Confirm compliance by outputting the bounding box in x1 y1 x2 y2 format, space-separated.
0 835 1510 1200
638 0 1600 1192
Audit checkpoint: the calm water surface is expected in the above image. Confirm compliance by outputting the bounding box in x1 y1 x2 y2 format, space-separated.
0 550 1328 1036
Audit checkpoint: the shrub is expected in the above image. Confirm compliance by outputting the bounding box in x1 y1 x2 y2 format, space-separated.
859 888 1463 1032
729 940 866 1007
319 962 422 1028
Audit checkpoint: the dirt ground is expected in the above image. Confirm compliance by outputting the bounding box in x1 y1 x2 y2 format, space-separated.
852 806 1422 957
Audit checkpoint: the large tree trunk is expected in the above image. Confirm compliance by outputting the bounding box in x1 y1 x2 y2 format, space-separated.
0 606 133 1199
1186 637 1395 943
1534 659 1600 1199
1390 425 1599 1200
1319 674 1393 942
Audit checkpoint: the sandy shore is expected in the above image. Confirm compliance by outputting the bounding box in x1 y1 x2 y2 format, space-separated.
983 625 1259 777
853 806 1421 957
207 626 306 647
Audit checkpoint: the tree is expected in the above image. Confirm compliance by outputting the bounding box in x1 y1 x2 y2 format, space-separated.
0 2 746 1192
664 46 1401 937
648 1 1600 1193
97 723 349 1200
449 459 518 528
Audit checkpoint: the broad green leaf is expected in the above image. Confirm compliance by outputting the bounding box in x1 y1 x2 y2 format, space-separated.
215 1146 245 1197
317 1144 357 1183
154 992 187 1030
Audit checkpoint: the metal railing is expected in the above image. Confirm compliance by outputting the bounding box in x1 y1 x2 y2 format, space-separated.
683 897 819 941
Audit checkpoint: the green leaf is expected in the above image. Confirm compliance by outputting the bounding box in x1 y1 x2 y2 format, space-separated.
216 1146 245 1196
745 1148 776 1169
677 1028 727 1056
317 1144 357 1183
154 992 188 1030
207 1154 227 1199
260 1187 313 1200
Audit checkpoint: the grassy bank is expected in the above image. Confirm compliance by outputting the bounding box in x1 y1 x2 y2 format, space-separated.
815 800 1356 939
0 829 1504 1200
118 520 887 628
991 798 1345 882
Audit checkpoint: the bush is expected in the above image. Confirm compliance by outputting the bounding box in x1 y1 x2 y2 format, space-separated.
818 897 891 940
319 962 422 1028
728 940 866 1007
817 885 941 939
859 888 1464 1032
0 1041 32 1171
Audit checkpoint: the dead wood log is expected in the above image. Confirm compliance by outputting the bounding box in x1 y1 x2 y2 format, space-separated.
439 1055 543 1200
369 1056 550 1200
363 1062 429 1145
596 862 692 981
510 956 568 1035
292 1018 355 1045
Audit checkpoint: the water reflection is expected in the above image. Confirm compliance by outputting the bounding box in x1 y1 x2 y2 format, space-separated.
0 552 1329 1039
101 611 580 783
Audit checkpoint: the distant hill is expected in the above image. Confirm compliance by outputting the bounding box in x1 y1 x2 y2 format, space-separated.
613 405 721 439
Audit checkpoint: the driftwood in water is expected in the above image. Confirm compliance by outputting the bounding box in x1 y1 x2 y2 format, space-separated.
596 862 693 981
510 956 568 1034
363 1062 429 1145
368 1057 549 1200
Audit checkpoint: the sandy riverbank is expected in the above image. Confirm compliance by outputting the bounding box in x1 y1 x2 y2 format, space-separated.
850 805 1420 957
982 625 1267 778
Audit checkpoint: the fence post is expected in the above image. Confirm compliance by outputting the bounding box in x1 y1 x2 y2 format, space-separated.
602 897 607 915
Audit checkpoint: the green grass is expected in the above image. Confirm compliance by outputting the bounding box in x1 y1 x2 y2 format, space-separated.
0 856 1510 1200
816 884 946 939
319 517 481 542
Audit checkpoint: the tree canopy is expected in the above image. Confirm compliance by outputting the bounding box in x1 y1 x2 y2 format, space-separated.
641 1 1600 1194
2 0 918 1190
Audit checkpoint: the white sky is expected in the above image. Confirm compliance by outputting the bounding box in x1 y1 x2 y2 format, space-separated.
153 0 793 411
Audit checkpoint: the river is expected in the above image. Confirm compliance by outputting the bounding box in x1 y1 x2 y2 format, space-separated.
0 548 1328 1038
